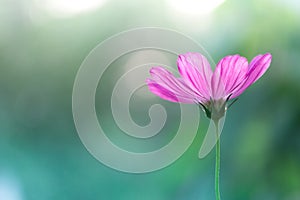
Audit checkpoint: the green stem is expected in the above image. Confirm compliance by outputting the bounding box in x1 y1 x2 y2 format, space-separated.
215 120 221 200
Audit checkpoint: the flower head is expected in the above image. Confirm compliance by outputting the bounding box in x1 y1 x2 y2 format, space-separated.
146 52 272 121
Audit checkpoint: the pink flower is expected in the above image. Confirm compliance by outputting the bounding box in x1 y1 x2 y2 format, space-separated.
146 52 272 120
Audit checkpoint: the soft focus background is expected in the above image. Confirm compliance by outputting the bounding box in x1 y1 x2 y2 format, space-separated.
1 0 300 199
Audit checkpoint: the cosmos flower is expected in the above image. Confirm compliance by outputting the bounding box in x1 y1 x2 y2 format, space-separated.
146 52 272 121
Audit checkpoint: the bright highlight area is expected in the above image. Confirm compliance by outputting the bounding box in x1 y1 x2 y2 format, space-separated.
0 176 23 200
42 0 107 17
167 0 226 15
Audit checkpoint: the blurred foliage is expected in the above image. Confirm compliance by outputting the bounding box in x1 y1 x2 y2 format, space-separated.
1 0 300 199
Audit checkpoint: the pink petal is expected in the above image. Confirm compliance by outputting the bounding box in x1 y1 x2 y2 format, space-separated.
147 67 203 103
211 67 225 100
177 52 213 100
248 53 272 83
150 67 198 98
231 53 272 98
212 55 248 99
147 81 188 103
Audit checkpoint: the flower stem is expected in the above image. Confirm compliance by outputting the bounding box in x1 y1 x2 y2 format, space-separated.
214 120 221 200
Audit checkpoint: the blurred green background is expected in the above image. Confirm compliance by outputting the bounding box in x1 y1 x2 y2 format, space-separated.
1 0 300 199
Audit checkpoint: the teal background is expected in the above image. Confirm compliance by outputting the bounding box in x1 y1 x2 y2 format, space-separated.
1 0 300 199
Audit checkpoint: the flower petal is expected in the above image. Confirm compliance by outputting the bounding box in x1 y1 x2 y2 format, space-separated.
231 53 272 98
177 52 213 100
147 81 186 103
147 67 203 103
212 55 248 99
